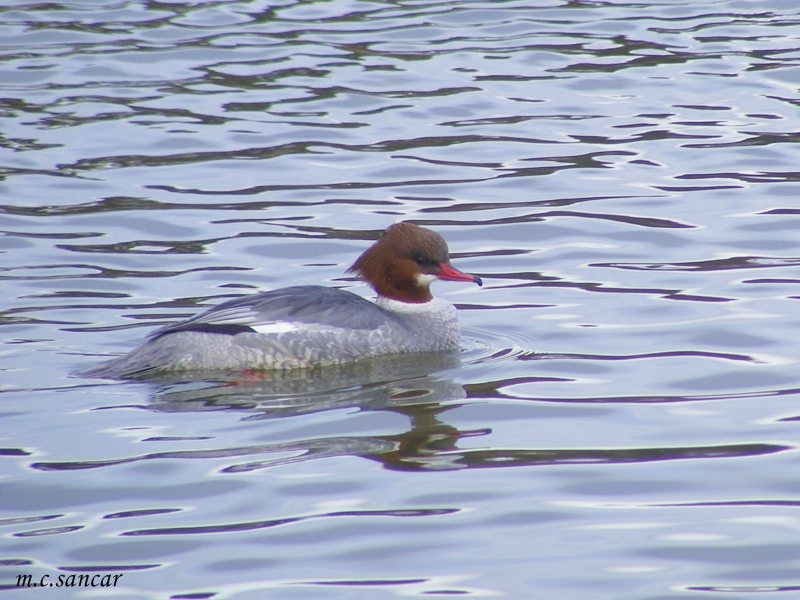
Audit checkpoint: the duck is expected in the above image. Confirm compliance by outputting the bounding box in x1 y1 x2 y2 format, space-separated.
80 222 482 378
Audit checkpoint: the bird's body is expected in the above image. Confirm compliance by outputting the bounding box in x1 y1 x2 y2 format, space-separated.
80 223 481 378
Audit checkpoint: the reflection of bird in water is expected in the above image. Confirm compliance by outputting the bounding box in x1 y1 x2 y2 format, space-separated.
142 352 493 470
44 352 495 473
46 353 787 475
371 402 491 472
140 351 466 419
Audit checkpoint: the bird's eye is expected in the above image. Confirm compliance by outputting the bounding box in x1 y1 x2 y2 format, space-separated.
414 256 437 268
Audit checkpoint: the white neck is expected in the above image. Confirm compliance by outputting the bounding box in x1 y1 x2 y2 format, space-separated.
376 295 453 313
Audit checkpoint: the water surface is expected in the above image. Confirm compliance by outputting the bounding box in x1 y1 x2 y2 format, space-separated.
3 1 800 598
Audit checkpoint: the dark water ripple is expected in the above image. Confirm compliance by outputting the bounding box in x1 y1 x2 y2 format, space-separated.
31 435 788 474
120 508 458 537
3 0 800 598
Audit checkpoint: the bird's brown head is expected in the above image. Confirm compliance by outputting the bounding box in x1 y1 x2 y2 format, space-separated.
347 223 482 303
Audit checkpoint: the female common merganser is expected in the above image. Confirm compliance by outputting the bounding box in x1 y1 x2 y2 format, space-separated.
81 223 482 378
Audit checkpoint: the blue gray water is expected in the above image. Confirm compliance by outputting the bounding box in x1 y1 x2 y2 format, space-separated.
3 0 800 598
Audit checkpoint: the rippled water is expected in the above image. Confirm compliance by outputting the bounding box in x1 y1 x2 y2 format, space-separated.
3 0 800 598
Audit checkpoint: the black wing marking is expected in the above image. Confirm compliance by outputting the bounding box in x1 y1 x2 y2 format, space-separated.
151 286 392 339
155 323 257 337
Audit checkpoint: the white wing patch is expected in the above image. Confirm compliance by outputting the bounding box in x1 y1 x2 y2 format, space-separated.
252 322 298 334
